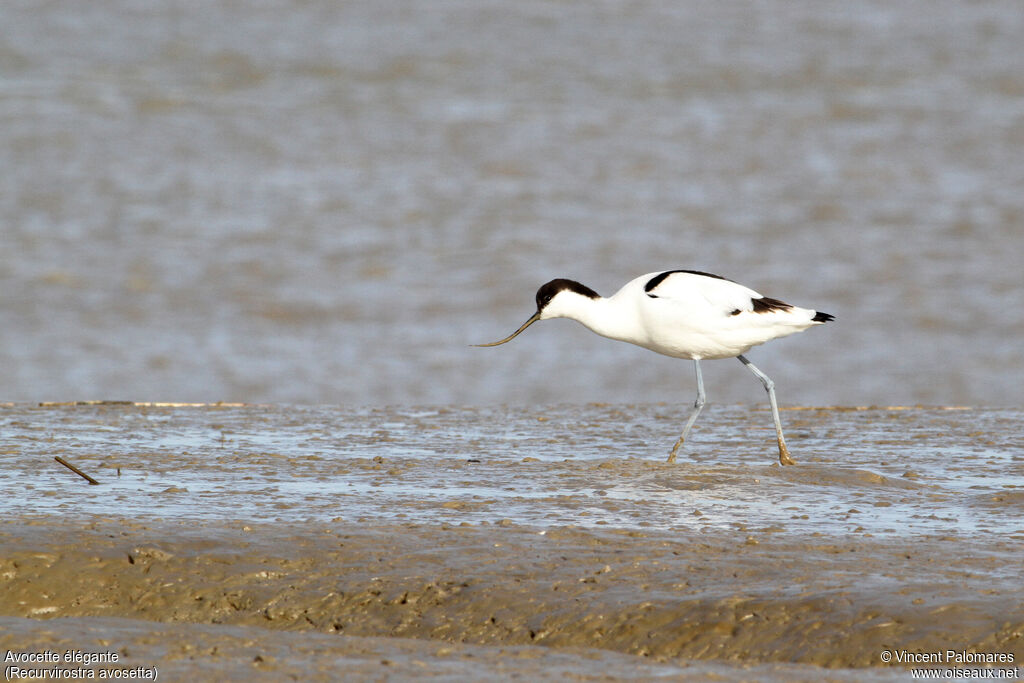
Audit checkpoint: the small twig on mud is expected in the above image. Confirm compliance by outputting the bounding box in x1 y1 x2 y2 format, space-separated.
54 456 100 485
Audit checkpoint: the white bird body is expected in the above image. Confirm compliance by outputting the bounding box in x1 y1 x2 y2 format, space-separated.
542 270 826 360
476 269 834 465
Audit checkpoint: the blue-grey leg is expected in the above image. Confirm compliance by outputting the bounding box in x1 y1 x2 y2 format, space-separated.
667 359 705 463
738 355 796 465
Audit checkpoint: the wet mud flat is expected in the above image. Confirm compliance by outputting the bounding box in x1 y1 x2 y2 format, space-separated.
1 403 1023 681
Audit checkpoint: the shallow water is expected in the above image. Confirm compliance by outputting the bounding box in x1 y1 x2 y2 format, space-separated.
5 403 1022 540
2 1 1024 407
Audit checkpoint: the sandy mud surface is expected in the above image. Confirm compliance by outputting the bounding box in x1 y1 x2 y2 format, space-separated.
1 403 1022 681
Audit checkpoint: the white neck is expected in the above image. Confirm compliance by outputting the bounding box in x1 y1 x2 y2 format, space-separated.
549 294 638 344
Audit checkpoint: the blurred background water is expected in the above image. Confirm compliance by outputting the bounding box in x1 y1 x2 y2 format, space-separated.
1 0 1022 407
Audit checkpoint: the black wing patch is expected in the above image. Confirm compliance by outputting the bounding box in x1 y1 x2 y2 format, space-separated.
751 296 792 313
644 270 731 298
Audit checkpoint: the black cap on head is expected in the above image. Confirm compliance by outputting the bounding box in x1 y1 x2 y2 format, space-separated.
535 279 600 311
475 278 601 348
